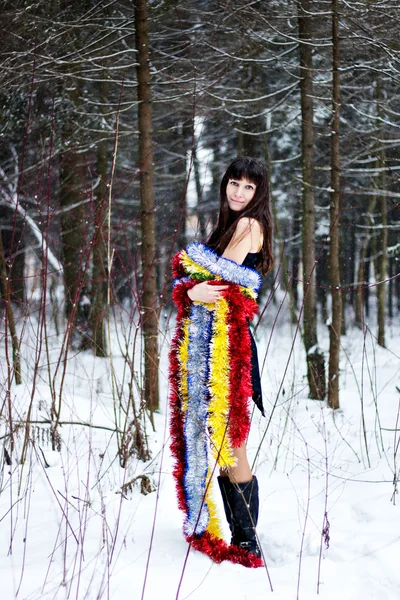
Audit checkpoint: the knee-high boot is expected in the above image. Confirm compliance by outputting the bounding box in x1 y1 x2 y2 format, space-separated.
217 475 261 558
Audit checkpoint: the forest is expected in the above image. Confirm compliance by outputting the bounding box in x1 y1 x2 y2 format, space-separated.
1 1 400 599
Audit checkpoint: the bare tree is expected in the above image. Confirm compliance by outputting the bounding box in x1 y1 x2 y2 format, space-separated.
355 194 376 328
135 0 159 415
0 231 21 385
376 150 388 348
91 78 109 358
59 78 88 327
298 0 325 400
328 0 342 410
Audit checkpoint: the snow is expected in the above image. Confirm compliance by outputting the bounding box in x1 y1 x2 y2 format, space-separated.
1 307 400 599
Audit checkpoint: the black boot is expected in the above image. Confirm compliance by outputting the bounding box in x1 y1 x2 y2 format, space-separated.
218 475 261 558
217 476 235 538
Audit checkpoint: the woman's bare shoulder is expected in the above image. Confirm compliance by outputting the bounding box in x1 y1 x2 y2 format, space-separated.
224 218 262 262
229 218 262 253
234 218 262 245
234 217 262 235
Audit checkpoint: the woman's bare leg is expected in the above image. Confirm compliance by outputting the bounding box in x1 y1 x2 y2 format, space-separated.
219 442 252 483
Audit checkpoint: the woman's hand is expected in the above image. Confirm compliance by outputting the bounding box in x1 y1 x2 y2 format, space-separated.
187 281 229 303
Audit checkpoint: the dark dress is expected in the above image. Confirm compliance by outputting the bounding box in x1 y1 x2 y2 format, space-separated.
242 252 265 417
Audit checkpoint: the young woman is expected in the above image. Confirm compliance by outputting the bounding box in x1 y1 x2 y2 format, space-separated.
169 156 273 567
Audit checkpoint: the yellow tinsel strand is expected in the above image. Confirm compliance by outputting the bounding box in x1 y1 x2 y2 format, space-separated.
208 297 235 468
205 469 224 539
178 318 190 412
239 285 257 300
181 252 218 281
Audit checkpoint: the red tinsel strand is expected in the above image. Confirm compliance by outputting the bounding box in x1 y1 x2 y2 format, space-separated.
171 250 186 279
187 532 263 568
225 287 257 448
168 320 189 515
169 278 204 522
171 279 197 316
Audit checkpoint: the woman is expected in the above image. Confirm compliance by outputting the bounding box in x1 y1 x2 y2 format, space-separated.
169 157 273 568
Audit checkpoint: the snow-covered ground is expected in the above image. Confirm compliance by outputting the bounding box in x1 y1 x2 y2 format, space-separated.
1 305 400 600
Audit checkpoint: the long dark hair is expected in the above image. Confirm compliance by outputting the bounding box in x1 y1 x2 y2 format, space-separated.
207 156 273 275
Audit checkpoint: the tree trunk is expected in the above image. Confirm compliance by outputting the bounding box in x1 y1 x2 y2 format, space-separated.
135 0 159 414
291 211 300 312
238 115 267 161
272 200 299 324
10 246 25 305
397 257 400 313
59 81 86 326
355 194 376 327
388 255 393 319
328 0 342 410
91 79 108 358
339 226 346 335
60 154 86 324
0 231 21 385
298 0 325 399
316 246 329 323
193 144 207 239
376 155 387 348
365 243 371 318
348 224 356 311
0 209 26 305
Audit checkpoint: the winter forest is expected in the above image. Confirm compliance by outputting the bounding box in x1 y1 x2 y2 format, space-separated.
1 0 400 598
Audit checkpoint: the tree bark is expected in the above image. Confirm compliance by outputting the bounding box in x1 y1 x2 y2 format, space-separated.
0 209 26 305
316 246 329 323
396 256 400 313
193 144 207 239
291 209 300 312
0 231 21 385
271 195 298 325
388 255 393 319
59 154 86 323
328 0 342 410
355 194 376 327
135 0 159 414
339 226 346 335
91 78 108 357
59 80 86 325
376 160 387 347
298 0 326 400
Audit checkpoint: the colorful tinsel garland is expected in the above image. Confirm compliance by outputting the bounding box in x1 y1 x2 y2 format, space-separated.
169 243 263 568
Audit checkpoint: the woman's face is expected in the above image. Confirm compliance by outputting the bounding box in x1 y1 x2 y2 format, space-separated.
226 177 256 212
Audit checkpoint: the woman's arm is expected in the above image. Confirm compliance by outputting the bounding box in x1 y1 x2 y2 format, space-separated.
187 281 229 303
222 218 262 265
